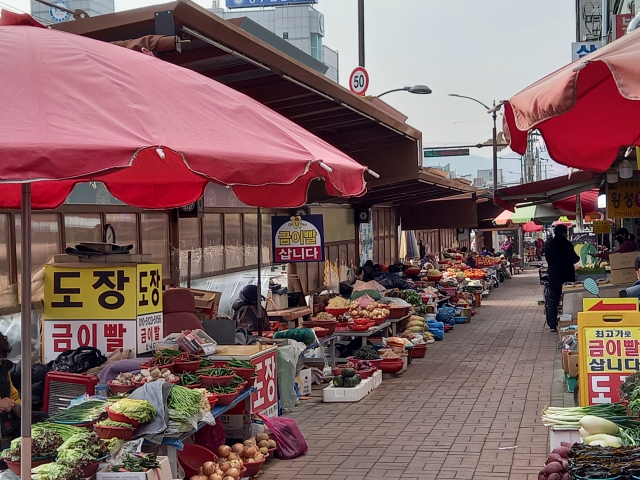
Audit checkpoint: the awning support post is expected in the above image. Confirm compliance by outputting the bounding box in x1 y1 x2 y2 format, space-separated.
20 183 32 480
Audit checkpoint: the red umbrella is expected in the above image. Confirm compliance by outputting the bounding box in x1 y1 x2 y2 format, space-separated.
0 12 370 209
552 189 600 215
503 28 640 172
522 221 543 233
0 12 373 476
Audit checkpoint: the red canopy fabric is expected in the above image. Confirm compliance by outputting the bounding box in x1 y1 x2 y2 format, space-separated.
552 189 600 214
503 28 640 172
0 14 368 209
522 221 543 233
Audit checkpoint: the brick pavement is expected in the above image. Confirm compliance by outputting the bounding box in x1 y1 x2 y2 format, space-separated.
262 268 558 480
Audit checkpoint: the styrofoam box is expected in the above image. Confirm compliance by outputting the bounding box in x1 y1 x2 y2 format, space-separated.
549 428 581 452
371 369 382 389
97 457 172 480
323 376 375 403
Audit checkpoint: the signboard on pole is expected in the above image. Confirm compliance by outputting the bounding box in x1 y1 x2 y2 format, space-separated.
272 215 325 263
43 263 163 361
349 67 369 96
593 220 611 234
607 179 640 218
226 0 317 8
423 149 470 158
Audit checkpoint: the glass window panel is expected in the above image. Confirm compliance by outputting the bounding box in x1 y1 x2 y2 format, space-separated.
141 213 169 275
179 218 201 280
224 214 243 270
105 213 138 252
203 213 223 275
64 214 101 248
261 214 271 266
244 214 258 267
0 214 10 289
15 213 61 281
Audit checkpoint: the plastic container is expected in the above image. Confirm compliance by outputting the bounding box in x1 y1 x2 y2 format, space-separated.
201 374 235 387
230 367 256 380
177 444 218 478
243 458 266 477
182 382 203 389
106 407 140 427
214 391 239 406
6 457 53 475
325 307 349 317
79 456 108 478
107 381 135 395
454 316 467 324
95 424 134 440
379 359 403 373
245 376 257 388
412 344 427 358
174 360 202 373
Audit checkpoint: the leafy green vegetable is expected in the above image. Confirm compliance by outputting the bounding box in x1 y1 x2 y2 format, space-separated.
0 430 63 461
48 400 107 423
354 345 380 360
57 431 109 467
110 453 160 472
96 419 135 429
109 398 156 423
32 462 81 480
620 372 640 400
36 422 84 441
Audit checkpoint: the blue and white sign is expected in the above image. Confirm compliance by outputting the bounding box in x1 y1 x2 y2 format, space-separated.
226 0 317 8
49 0 71 22
571 41 602 61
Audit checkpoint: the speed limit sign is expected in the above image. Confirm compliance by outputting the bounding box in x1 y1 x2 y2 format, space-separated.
349 67 369 96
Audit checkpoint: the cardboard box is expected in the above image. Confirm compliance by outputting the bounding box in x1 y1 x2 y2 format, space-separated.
610 267 637 285
562 350 569 374
609 251 640 270
568 352 579 378
189 288 222 312
97 456 172 480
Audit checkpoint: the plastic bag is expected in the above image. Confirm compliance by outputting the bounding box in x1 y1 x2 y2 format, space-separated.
194 418 226 453
256 413 307 460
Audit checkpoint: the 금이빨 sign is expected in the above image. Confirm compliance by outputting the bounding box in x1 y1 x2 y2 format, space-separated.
582 327 640 404
271 215 324 263
44 263 163 361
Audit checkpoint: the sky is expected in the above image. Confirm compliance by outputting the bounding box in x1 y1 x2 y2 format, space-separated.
2 0 576 179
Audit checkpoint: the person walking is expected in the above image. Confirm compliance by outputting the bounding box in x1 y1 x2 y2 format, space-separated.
500 236 514 261
544 225 580 332
536 236 544 261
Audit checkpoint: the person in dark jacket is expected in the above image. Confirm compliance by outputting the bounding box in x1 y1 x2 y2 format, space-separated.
545 224 580 331
232 285 271 333
358 260 379 282
593 227 638 260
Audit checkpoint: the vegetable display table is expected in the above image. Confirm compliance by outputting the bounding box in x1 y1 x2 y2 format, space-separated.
340 321 391 347
212 345 278 419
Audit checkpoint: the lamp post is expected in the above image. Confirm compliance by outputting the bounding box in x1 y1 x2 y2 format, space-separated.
448 94 500 193
376 85 432 98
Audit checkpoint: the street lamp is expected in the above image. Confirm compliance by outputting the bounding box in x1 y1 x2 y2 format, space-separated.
448 94 501 193
376 85 432 98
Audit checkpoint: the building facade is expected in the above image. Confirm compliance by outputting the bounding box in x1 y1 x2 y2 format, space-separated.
30 0 113 24
476 168 503 187
210 1 339 82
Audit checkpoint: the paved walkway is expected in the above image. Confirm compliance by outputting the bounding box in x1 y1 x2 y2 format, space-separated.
263 268 559 480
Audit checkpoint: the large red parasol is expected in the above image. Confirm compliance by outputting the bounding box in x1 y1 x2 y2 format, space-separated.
0 12 369 209
503 28 640 172
552 189 600 215
0 12 372 476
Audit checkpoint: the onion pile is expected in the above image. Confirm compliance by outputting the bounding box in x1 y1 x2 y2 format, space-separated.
240 433 276 462
191 460 226 480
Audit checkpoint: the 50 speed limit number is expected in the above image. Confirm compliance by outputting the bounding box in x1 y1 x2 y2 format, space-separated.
349 67 369 96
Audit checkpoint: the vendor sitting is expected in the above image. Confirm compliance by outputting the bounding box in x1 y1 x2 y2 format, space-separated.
594 228 638 260
0 333 22 449
232 285 271 333
626 256 640 300
466 252 477 268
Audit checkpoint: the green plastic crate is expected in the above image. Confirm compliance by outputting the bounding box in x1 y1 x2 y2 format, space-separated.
565 373 577 393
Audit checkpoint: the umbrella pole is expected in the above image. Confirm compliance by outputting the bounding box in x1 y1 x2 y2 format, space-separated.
257 207 262 338
20 183 32 479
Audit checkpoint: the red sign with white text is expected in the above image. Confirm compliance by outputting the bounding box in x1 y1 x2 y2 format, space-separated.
615 14 634 39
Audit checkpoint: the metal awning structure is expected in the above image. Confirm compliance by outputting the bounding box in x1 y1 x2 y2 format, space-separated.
55 0 424 201
494 171 601 211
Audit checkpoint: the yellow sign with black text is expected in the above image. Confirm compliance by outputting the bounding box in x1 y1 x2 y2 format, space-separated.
607 179 640 218
592 220 611 235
